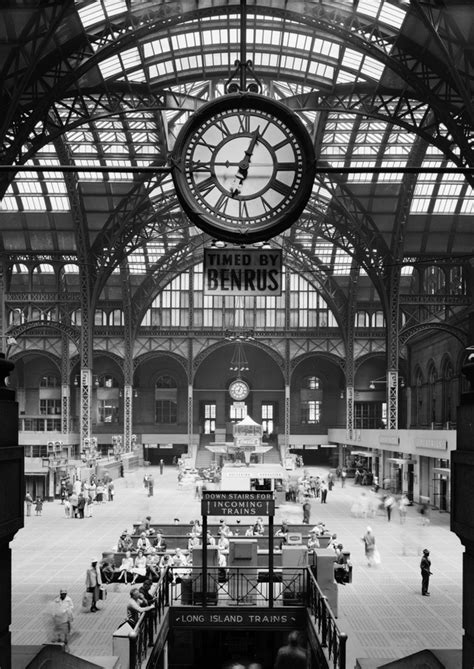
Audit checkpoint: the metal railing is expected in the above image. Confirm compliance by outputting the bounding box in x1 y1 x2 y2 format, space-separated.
307 570 347 669
113 566 347 669
168 565 306 607
114 569 170 669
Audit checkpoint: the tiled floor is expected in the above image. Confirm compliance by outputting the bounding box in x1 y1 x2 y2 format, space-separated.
10 465 463 668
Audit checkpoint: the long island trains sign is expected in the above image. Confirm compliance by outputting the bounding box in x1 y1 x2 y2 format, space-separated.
171 608 304 629
201 491 275 516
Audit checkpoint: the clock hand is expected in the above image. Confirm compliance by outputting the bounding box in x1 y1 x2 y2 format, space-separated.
230 127 260 197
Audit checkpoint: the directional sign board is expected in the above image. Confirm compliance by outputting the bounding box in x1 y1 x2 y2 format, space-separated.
171 607 304 629
201 490 275 516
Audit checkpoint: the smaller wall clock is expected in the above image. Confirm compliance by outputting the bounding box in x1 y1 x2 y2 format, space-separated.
229 379 250 401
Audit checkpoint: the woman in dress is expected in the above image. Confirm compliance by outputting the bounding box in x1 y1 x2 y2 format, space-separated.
131 549 147 584
117 550 134 583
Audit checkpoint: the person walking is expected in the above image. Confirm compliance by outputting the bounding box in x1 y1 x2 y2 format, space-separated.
383 494 395 521
148 474 154 497
25 492 33 517
302 497 311 524
398 493 409 523
420 548 432 596
48 588 74 651
85 559 102 612
274 630 306 669
361 526 377 566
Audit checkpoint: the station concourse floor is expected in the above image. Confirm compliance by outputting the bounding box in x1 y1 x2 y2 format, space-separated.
10 464 463 668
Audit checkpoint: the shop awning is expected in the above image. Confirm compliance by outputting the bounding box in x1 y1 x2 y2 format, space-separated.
433 467 451 477
387 458 406 465
351 450 374 457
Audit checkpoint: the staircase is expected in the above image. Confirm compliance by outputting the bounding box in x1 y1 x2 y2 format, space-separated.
195 435 217 469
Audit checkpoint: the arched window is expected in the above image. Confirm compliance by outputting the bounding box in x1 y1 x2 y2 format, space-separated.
155 375 177 423
110 309 124 326
71 309 82 326
373 311 385 327
95 374 120 423
424 266 445 295
355 311 370 327
39 373 61 416
95 310 107 326
300 375 322 424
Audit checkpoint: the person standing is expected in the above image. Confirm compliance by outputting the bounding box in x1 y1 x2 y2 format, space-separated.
25 492 33 517
274 631 306 669
85 559 102 612
34 496 43 516
148 474 154 497
420 548 432 596
126 588 155 627
320 480 328 503
48 588 74 650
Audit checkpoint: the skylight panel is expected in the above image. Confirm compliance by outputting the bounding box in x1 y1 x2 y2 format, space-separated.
74 158 105 181
308 61 335 80
149 61 174 79
333 249 353 276
315 39 339 59
98 54 122 79
77 2 106 29
0 192 18 212
103 0 127 20
127 249 147 274
379 2 406 30
360 55 385 80
121 47 141 70
346 161 378 183
103 159 134 181
357 0 382 20
144 38 171 58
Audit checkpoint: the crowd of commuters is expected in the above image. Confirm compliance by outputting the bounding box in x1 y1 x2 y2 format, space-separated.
37 457 434 662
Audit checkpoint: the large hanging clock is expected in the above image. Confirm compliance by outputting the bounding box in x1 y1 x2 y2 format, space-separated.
229 379 250 401
170 93 316 243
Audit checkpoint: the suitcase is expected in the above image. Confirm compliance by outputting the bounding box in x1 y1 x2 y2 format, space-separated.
82 591 92 608
99 585 107 600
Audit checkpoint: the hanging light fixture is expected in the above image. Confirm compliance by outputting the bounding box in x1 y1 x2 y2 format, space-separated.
229 340 249 373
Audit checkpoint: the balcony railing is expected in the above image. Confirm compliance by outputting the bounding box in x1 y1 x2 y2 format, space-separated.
113 566 347 669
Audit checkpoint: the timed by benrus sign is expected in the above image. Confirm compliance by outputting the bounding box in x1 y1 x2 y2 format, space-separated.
204 248 282 296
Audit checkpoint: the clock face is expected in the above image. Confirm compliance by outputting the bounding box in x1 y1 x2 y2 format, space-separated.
229 379 250 401
171 94 316 243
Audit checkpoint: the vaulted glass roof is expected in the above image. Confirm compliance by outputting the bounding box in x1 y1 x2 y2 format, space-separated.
0 0 473 318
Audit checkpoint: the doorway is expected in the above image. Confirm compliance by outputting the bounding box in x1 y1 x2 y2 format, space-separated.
168 628 298 669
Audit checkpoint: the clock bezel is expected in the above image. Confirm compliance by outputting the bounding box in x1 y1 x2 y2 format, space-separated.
171 93 316 244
